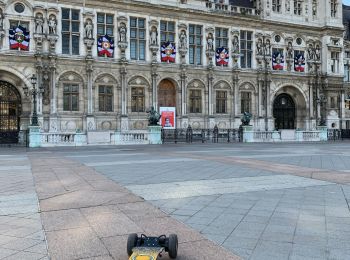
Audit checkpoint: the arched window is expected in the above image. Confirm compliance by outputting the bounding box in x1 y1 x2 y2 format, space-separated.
131 87 145 112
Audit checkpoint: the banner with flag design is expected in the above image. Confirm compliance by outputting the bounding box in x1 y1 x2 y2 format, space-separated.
294 51 305 72
216 47 229 66
161 42 176 63
272 49 284 70
97 35 114 58
9 25 30 51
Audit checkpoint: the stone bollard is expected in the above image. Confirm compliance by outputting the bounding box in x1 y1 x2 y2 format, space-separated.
295 130 303 142
28 126 41 148
148 126 162 144
272 130 281 142
317 126 328 141
242 125 254 143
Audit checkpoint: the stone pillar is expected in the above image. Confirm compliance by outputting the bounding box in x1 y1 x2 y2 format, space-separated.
242 125 254 143
317 126 328 141
86 58 95 131
340 91 345 129
232 69 240 119
28 126 41 148
120 64 128 131
148 125 162 144
180 64 187 116
151 64 158 109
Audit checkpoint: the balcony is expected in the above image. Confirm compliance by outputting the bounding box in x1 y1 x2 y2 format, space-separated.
205 0 259 16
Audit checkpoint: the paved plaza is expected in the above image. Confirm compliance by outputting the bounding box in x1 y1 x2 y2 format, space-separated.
1 142 350 259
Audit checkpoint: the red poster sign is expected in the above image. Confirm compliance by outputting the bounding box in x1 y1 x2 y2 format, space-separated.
161 111 175 128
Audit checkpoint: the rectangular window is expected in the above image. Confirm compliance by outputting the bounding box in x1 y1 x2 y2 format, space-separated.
215 27 228 49
272 0 281 12
345 64 350 82
331 0 337 17
241 92 251 114
331 51 339 73
131 87 145 112
294 0 302 15
330 97 336 109
97 13 114 37
9 20 29 29
63 84 79 111
240 30 253 68
189 24 202 65
216 91 227 114
98 85 113 112
62 8 80 55
189 89 202 113
160 21 175 44
130 17 146 60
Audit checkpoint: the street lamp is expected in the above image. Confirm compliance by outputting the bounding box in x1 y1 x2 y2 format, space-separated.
24 74 43 126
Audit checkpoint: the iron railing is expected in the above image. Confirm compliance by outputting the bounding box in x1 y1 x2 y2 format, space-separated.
328 129 350 141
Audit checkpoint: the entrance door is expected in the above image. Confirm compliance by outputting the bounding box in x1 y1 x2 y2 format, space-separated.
273 93 295 129
158 79 176 108
0 81 21 144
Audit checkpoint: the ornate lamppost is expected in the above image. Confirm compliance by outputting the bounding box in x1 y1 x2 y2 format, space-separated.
24 74 43 126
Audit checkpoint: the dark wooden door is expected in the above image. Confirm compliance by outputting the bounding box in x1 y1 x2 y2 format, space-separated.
158 79 176 108
273 93 295 130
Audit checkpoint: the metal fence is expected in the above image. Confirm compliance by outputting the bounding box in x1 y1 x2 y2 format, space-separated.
0 130 29 147
328 129 350 141
161 126 242 144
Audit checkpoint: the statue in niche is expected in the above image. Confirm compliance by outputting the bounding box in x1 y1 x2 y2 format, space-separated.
0 9 4 30
35 13 44 34
307 44 314 60
315 45 321 61
265 39 271 56
119 23 127 43
256 38 263 56
150 26 158 46
179 30 187 49
285 0 290 12
207 33 214 51
232 35 239 54
48 15 57 35
84 19 93 39
286 41 293 59
312 0 317 16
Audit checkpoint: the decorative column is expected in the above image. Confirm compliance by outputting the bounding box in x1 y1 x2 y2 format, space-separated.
178 23 188 127
0 8 5 49
232 69 240 128
151 64 158 109
120 64 128 131
207 66 215 128
205 27 215 67
149 19 159 109
49 55 58 132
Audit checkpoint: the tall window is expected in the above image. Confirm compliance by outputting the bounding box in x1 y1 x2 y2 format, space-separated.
63 84 79 111
131 87 145 112
9 20 29 29
189 24 203 65
345 64 350 82
294 0 302 15
189 90 202 113
98 86 113 112
330 97 336 109
216 91 227 114
130 17 146 60
241 92 251 113
160 21 175 44
272 0 281 12
331 52 339 73
331 0 337 17
97 13 114 38
62 8 80 55
240 31 253 68
215 27 228 49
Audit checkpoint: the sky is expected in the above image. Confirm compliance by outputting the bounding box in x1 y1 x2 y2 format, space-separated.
344 0 350 6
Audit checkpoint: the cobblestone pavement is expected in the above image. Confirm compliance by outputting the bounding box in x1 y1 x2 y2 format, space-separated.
2 142 350 259
0 152 49 260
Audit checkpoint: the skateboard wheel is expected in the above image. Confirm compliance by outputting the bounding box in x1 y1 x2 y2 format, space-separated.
168 234 178 259
127 233 138 256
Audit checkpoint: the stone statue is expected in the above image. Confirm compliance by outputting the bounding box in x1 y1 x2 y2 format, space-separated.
286 41 293 59
315 45 321 61
150 26 158 46
265 39 271 56
312 0 317 16
35 13 44 34
84 19 93 39
207 33 214 51
241 112 252 126
119 23 127 43
179 30 187 49
232 35 239 54
147 106 161 126
0 9 4 30
285 0 290 12
48 16 57 35
256 38 263 56
307 44 314 60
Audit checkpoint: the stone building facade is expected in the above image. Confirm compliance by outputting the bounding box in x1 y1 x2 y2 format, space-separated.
0 0 347 143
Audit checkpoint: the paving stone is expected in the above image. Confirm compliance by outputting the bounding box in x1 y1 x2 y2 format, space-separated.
41 209 90 231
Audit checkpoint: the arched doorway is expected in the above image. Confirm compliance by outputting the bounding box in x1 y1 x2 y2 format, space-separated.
273 93 295 129
0 81 21 143
158 79 176 108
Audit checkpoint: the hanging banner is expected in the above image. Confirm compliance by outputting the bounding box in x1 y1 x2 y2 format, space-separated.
161 42 176 63
97 34 114 57
159 107 176 129
294 51 305 72
216 47 229 66
9 25 30 51
272 49 284 70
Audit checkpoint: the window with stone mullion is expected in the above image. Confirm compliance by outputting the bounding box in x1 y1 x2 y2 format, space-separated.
98 85 113 112
240 30 253 69
215 27 228 49
331 0 337 17
160 21 175 45
131 87 145 112
294 0 302 15
241 92 251 114
272 0 281 12
189 24 202 65
63 84 79 111
130 17 146 60
97 13 114 38
189 89 202 113
62 8 80 55
216 91 227 114
345 64 350 82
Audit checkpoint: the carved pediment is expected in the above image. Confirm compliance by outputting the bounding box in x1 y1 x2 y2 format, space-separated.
128 76 150 86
